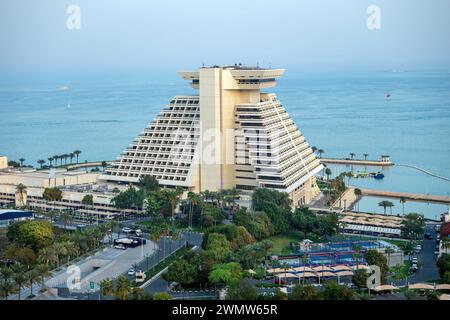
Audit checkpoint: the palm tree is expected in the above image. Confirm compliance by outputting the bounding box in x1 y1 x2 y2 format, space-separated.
37 159 45 169
378 200 394 215
99 278 114 300
318 149 324 158
51 243 67 268
167 188 183 223
12 270 27 300
400 197 406 216
363 153 369 161
325 168 332 181
114 276 131 300
16 183 27 206
349 153 355 159
38 247 57 267
352 245 363 269
26 269 39 297
0 279 15 300
59 211 73 230
19 158 25 167
441 237 450 254
48 157 54 167
385 247 395 266
311 146 317 153
35 264 52 291
73 150 82 164
63 154 69 165
353 188 362 211
69 153 75 164
64 241 78 264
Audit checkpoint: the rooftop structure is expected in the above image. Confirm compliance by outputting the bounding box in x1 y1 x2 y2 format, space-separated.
101 65 323 206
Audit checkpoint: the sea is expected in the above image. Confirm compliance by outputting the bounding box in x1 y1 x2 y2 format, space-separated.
1 70 449 218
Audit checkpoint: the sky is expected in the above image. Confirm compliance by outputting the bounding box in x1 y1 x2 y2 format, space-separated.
1 0 450 74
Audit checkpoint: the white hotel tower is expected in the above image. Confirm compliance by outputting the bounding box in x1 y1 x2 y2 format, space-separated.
101 65 323 206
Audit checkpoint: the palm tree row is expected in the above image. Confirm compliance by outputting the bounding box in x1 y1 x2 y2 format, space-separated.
0 263 51 300
42 150 82 169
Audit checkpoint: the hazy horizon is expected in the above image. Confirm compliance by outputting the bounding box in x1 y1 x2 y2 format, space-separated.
1 0 450 74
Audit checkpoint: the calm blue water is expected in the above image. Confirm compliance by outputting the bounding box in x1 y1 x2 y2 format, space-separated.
1 70 449 203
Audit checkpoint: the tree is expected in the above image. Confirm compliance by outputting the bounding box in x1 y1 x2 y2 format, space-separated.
16 183 27 206
19 158 25 167
349 153 355 159
37 160 45 169
163 259 198 286
48 157 54 167
390 264 411 286
42 187 63 202
353 188 362 211
0 279 15 300
291 284 320 300
365 250 389 284
208 262 243 287
318 149 324 158
13 269 27 300
378 200 394 215
7 220 54 251
203 233 232 263
402 213 426 239
437 254 450 279
69 153 75 164
363 153 368 160
226 278 258 300
325 168 332 180
352 269 368 289
35 264 51 290
73 150 81 163
321 280 356 300
81 194 94 206
114 276 131 300
99 278 114 299
399 197 406 215
26 269 39 297
111 186 145 210
153 292 172 300
138 175 160 195
59 211 73 230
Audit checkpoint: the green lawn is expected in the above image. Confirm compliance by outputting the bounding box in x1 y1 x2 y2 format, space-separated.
268 230 304 255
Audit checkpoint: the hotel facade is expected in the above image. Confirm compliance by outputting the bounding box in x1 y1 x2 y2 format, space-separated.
102 65 323 206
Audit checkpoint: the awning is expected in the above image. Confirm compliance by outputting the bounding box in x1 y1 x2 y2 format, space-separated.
293 266 313 272
373 285 399 292
352 264 370 270
332 265 352 271
297 272 318 278
317 271 336 277
277 273 298 279
336 271 354 277
408 283 435 290
435 284 450 290
313 266 332 272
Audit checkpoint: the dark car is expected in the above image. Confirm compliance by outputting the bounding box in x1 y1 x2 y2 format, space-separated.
272 278 287 285
425 233 432 240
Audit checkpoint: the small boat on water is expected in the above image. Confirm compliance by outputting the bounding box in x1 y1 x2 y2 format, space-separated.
369 171 385 179
385 93 391 100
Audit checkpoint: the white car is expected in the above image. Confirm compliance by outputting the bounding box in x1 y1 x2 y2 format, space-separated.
434 250 440 255
128 268 135 276
412 257 418 264
114 244 126 250
122 227 132 234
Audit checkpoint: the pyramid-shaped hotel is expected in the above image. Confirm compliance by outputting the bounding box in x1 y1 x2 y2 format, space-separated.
101 65 323 206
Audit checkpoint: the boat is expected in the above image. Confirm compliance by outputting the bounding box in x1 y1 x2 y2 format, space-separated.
385 93 391 100
369 171 384 179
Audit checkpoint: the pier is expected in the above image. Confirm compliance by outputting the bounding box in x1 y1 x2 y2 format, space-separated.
320 158 393 167
360 188 450 204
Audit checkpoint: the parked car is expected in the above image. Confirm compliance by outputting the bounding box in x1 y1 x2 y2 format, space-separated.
434 250 440 255
410 263 418 272
122 227 132 234
425 233 432 240
412 257 418 264
128 268 135 276
114 244 126 250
